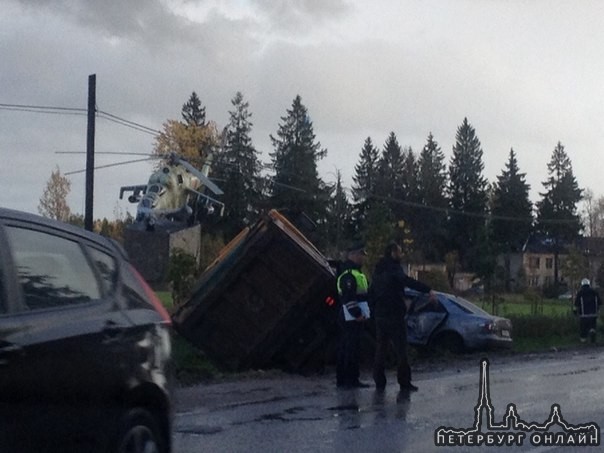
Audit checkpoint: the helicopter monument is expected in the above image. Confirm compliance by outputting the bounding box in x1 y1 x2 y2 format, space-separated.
120 152 225 286
120 152 224 231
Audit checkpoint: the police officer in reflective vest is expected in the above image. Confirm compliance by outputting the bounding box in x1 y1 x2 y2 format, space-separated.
336 243 370 389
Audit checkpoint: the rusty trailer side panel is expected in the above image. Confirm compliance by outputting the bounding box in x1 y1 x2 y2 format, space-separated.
172 210 337 371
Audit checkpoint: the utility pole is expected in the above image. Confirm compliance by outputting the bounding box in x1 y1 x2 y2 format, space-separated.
85 74 96 231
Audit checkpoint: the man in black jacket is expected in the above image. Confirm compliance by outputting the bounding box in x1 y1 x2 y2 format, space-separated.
371 242 436 392
574 278 601 343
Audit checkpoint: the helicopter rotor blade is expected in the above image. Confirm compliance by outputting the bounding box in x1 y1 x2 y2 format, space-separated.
64 157 156 176
176 157 224 196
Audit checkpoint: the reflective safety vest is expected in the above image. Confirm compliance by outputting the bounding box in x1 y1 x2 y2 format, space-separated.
337 269 370 321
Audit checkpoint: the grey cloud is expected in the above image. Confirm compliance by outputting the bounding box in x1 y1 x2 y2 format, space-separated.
11 0 258 55
251 0 353 33
14 0 176 42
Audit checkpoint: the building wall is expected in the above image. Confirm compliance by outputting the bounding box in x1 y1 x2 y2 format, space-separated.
522 252 557 288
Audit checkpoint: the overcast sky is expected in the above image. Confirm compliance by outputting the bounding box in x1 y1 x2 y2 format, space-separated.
2 0 604 220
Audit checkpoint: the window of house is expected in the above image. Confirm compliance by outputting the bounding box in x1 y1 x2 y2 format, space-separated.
529 257 541 269
529 276 540 287
6 226 101 310
545 258 553 269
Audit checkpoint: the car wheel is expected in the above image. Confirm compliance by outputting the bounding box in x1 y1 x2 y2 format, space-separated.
115 408 166 453
431 332 465 354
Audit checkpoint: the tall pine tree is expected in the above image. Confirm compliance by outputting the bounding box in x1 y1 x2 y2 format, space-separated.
491 148 533 251
535 142 583 285
416 132 449 261
399 146 421 250
214 92 263 239
351 137 380 235
270 95 328 225
375 132 404 222
325 169 352 255
181 91 206 127
447 118 489 270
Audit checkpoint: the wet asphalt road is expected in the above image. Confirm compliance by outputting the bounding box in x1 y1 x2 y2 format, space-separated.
173 347 604 452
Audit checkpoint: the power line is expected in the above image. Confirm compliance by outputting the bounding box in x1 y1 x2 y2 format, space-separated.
96 110 161 136
369 193 580 225
0 102 161 136
56 151 152 156
0 103 86 116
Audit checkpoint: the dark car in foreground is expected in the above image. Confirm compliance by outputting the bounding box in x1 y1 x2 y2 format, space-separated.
0 208 173 452
405 289 513 352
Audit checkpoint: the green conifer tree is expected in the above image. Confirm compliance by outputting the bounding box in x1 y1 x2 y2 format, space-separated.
214 92 263 239
491 148 533 251
416 132 449 261
351 137 380 234
447 118 489 270
181 91 206 127
269 95 328 226
535 141 583 285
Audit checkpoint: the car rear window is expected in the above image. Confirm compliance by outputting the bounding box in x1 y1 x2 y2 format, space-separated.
448 296 490 316
6 226 102 310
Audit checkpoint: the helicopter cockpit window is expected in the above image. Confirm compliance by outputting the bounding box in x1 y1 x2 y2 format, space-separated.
148 185 160 194
162 167 170 174
177 174 183 184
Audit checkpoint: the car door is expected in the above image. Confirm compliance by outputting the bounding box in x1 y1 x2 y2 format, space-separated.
1 222 133 449
406 292 448 345
0 223 35 450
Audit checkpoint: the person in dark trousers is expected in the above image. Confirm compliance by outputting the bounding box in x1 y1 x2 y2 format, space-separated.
371 242 436 392
574 278 601 343
336 243 370 389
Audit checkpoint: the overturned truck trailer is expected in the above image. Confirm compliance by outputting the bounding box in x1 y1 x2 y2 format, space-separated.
172 210 338 372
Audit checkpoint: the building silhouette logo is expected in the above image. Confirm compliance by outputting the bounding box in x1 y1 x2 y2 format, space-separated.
434 358 600 447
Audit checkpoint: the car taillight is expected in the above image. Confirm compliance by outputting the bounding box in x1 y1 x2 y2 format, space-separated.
131 265 172 325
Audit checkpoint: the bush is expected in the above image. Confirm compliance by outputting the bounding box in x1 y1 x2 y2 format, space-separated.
508 313 576 339
541 282 561 299
418 270 450 292
167 248 198 307
171 333 220 384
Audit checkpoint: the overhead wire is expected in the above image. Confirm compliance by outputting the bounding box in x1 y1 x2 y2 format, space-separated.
0 103 86 116
96 110 161 136
0 102 160 135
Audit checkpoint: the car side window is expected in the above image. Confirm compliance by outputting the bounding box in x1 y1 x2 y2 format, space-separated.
87 247 118 295
413 294 445 313
5 226 102 311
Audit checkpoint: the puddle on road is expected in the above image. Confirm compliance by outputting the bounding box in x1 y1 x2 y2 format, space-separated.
544 366 601 377
176 425 223 435
327 405 359 412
